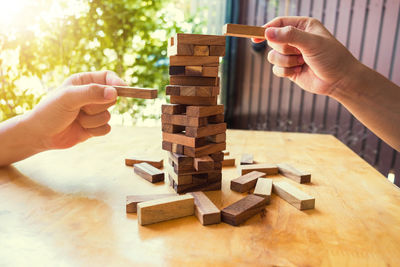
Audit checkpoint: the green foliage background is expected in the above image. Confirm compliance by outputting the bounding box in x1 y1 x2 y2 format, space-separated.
0 0 206 122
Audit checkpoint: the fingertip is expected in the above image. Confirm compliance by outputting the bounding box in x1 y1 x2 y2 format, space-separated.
266 28 277 41
104 86 117 100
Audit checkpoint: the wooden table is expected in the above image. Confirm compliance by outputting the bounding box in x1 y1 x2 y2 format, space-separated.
1 127 400 266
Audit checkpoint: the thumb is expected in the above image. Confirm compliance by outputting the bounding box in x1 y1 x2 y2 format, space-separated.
265 26 320 52
61 84 117 110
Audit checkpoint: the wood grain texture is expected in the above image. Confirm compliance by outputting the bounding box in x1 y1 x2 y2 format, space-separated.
185 123 227 138
162 124 185 133
125 156 163 168
222 157 235 167
230 171 265 193
114 86 158 99
223 23 265 39
194 156 214 171
253 178 273 204
162 132 207 148
186 105 224 117
240 153 254 165
168 152 193 166
134 163 164 183
209 45 226 56
273 181 315 210
223 150 229 156
168 170 193 185
174 33 226 45
137 195 194 225
169 76 219 86
190 191 221 225
277 163 311 184
170 96 218 106
126 194 176 213
161 114 208 127
221 194 268 226
166 85 219 97
169 56 219 66
161 104 186 115
240 163 279 176
209 151 224 161
207 133 226 143
193 45 209 56
184 142 226 157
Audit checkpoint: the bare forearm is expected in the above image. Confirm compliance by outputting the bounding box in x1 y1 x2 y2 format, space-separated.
331 63 400 151
0 114 44 166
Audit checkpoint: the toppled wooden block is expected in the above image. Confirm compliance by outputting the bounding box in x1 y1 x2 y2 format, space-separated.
169 55 219 66
166 85 220 96
170 95 217 106
253 178 273 204
125 156 163 168
134 162 164 183
186 105 224 117
230 171 265 193
161 104 186 115
222 157 235 167
223 23 265 39
126 193 176 213
240 153 254 165
277 163 311 184
240 163 279 176
272 181 315 210
190 191 221 225
114 86 157 99
194 156 214 171
170 76 219 86
221 194 268 226
137 194 194 225
185 123 227 138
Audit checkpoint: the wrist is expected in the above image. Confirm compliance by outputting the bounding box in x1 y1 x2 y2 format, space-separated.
20 112 49 153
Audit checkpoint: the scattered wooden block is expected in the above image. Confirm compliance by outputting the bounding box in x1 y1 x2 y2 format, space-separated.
166 85 220 97
162 124 185 133
186 105 224 117
193 45 209 56
240 153 254 165
209 45 226 56
114 86 157 99
126 194 176 213
161 104 186 115
222 157 235 167
253 178 273 204
240 163 279 176
174 33 226 46
190 191 221 225
222 23 265 39
125 156 164 168
272 181 315 210
184 142 226 157
161 114 208 127
134 163 164 183
169 56 219 66
185 123 227 138
137 194 194 225
194 156 214 171
230 171 265 193
277 163 311 184
170 76 219 86
221 194 268 226
170 95 218 106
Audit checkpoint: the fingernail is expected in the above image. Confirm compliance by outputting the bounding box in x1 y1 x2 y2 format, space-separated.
266 28 277 40
104 87 117 100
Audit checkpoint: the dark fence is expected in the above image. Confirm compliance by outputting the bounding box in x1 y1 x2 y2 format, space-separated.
222 0 400 185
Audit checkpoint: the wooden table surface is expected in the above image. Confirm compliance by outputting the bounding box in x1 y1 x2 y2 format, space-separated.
1 126 400 266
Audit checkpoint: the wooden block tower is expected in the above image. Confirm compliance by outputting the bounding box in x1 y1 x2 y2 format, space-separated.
162 33 226 193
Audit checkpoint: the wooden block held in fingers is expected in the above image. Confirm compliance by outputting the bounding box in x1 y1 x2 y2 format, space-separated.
126 194 176 213
193 45 209 56
114 86 157 99
221 194 268 226
162 124 185 133
169 55 219 66
161 104 186 115
194 156 214 171
137 195 194 225
222 157 235 167
253 178 273 203
170 76 219 86
273 181 315 210
170 95 218 106
240 163 279 176
134 163 164 183
230 171 265 193
209 45 226 56
125 156 164 168
190 191 221 225
240 153 254 165
277 163 311 184
185 123 226 138
223 23 265 39
186 105 224 117
174 33 226 46
184 142 226 158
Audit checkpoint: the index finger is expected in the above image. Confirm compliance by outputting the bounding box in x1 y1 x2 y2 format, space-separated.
65 71 128 87
263 16 311 30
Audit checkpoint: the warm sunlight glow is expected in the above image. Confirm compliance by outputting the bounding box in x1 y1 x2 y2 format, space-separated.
0 0 28 25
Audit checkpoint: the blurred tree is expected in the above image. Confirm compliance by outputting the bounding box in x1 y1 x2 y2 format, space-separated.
0 0 207 122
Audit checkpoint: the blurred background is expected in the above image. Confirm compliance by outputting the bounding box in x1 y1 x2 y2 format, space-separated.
1 0 399 184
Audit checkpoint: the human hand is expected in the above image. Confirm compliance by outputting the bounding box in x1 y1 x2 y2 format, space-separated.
26 70 127 150
253 16 361 96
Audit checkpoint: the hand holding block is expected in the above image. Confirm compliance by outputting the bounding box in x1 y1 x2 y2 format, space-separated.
114 86 157 99
239 163 279 176
125 156 163 168
273 181 315 210
126 194 176 213
230 171 265 193
277 163 311 184
137 195 194 225
253 178 273 203
134 162 164 183
223 24 266 39
190 191 221 225
221 194 268 226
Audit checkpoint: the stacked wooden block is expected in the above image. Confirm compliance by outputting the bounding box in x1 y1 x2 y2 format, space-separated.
162 33 226 193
